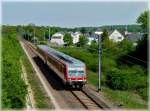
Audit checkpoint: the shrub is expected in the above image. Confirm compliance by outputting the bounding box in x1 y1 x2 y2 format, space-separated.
106 66 147 90
2 35 27 108
137 88 148 100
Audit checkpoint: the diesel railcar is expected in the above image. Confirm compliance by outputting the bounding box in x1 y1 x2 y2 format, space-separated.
36 45 86 88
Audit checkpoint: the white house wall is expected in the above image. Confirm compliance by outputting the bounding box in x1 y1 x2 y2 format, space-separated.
71 32 81 44
109 30 124 42
51 33 64 45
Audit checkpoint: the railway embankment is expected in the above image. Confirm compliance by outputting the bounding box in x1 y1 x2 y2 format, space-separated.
20 38 55 109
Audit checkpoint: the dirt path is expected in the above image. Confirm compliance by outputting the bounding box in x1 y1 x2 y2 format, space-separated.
20 60 36 110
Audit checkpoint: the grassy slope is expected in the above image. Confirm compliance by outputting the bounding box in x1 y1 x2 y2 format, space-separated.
2 35 27 109
2 34 53 109
21 42 54 109
21 55 54 109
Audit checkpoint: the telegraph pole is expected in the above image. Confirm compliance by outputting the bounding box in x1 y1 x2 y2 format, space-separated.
34 27 35 44
98 35 102 91
49 26 50 42
44 30 45 41
95 31 102 91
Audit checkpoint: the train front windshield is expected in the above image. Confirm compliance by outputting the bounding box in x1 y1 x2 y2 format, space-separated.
68 67 85 77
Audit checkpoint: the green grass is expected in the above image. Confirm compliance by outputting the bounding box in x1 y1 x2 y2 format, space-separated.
103 88 148 109
87 70 98 87
86 70 148 109
2 35 27 109
87 70 148 109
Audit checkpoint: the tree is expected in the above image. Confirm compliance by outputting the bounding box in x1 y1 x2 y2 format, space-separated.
122 11 148 66
101 29 109 41
78 35 88 47
137 11 148 32
88 40 98 53
134 11 148 62
119 38 135 55
63 33 73 46
80 27 86 35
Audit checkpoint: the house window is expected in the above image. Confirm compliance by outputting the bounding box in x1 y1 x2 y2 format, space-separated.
52 36 61 39
118 37 122 39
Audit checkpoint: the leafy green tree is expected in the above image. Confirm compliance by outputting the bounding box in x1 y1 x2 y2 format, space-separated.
80 27 86 35
78 35 88 47
137 11 148 32
128 11 148 63
88 40 98 53
101 29 109 41
119 38 135 55
63 33 73 46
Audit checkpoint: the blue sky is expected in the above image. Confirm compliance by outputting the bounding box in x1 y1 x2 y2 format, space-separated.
2 1 148 28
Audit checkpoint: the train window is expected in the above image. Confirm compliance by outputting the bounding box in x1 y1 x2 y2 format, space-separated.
69 70 77 73
78 73 84 76
78 71 84 73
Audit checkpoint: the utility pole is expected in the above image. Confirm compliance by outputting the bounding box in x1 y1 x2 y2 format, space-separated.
95 31 102 91
49 26 50 42
34 27 35 44
44 29 45 41
27 30 29 41
98 34 102 91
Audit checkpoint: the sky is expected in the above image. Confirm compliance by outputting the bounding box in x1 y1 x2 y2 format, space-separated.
2 1 149 28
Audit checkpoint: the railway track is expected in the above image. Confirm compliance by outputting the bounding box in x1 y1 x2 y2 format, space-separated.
21 39 110 110
71 90 103 109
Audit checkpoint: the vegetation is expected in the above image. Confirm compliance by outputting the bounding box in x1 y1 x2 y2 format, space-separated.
2 34 27 109
57 39 148 108
63 33 73 46
22 54 53 108
80 27 86 35
101 29 109 41
2 26 53 109
100 24 143 32
77 35 89 47
137 11 149 31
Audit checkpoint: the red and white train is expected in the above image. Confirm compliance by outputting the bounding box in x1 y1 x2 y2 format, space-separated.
36 45 86 88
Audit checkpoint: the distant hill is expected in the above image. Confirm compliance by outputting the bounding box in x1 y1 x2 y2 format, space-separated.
100 25 143 32
72 24 142 33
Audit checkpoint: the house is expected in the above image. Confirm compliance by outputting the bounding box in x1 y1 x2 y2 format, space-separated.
126 33 144 46
108 29 124 42
88 37 95 45
71 32 81 44
51 32 65 45
86 32 99 45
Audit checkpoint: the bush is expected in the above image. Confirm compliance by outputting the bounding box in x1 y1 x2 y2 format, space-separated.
58 47 98 72
2 35 27 108
137 88 148 100
106 66 147 90
39 41 47 45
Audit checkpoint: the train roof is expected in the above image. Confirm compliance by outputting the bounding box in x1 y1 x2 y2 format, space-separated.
37 45 85 66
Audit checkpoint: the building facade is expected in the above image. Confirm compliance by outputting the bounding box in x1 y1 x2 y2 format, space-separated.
51 32 64 45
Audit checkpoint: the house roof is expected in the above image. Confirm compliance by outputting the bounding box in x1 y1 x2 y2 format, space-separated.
126 33 143 42
108 29 125 37
52 32 65 37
